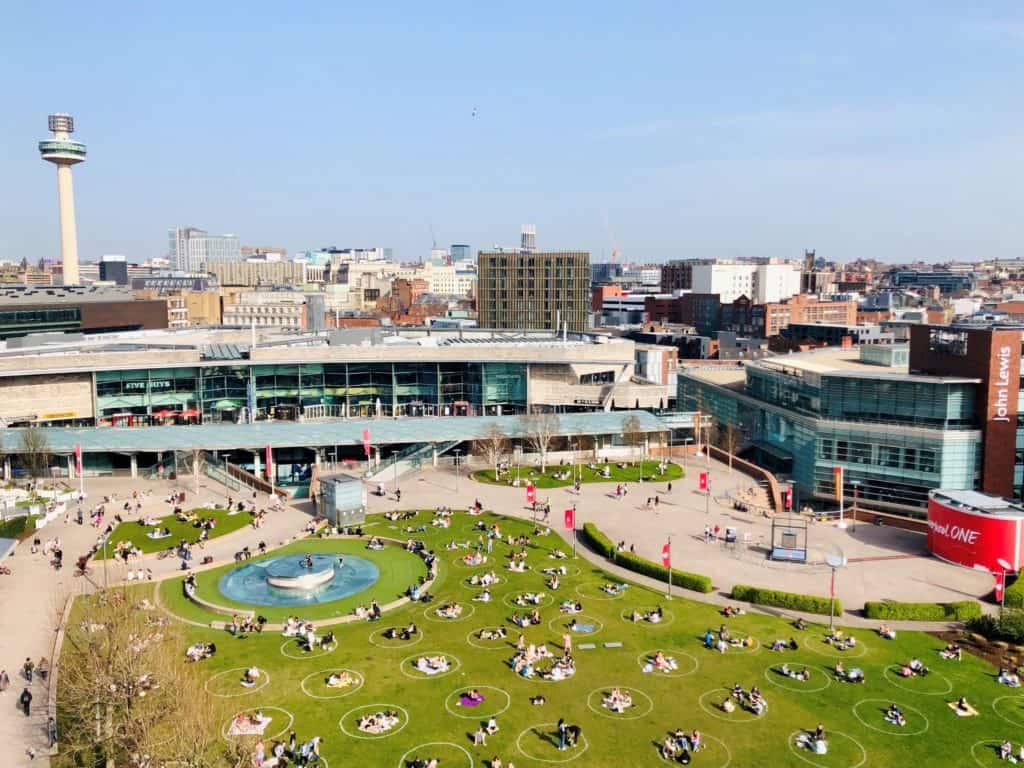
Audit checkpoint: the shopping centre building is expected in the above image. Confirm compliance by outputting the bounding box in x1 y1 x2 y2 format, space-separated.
678 325 1024 516
0 327 674 481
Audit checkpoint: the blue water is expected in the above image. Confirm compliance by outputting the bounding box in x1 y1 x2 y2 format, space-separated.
218 554 380 607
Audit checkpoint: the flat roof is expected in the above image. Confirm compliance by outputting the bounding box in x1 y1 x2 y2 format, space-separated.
747 347 979 384
930 489 1024 519
15 410 664 454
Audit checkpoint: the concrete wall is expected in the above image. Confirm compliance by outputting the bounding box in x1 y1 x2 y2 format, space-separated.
0 372 93 421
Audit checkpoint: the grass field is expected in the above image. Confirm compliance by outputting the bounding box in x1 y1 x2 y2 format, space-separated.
99 509 1021 767
102 507 253 556
473 460 684 489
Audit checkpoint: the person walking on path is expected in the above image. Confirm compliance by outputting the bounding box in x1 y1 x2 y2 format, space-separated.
48 716 58 747
0 668 10 693
19 687 32 716
23 658 34 683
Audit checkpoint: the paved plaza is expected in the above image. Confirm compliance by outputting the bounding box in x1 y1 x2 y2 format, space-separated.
0 454 995 766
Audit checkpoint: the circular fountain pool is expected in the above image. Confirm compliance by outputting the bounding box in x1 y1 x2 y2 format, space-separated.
219 553 380 607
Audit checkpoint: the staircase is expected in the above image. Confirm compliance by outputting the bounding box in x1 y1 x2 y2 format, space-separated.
366 440 460 483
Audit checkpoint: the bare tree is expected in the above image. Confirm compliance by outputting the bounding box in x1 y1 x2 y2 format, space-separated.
189 448 206 494
620 413 648 480
18 426 51 482
56 588 230 768
474 424 510 478
520 411 560 471
713 422 742 473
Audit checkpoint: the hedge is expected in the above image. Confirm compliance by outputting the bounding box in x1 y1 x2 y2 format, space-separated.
863 600 981 621
731 584 839 616
579 522 713 593
580 522 615 559
0 515 35 540
967 609 1024 644
1005 576 1024 610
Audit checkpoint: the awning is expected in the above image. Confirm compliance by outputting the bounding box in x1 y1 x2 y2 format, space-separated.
214 401 239 410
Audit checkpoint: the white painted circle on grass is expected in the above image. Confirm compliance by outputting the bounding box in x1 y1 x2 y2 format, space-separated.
400 651 462 680
204 667 270 698
221 706 294 742
460 573 504 590
698 688 768 723
503 591 555 609
574 582 626 601
423 602 475 623
443 685 512 719
299 668 364 700
516 722 590 763
547 613 604 637
992 694 1024 727
803 637 868 659
585 686 654 720
655 733 731 767
971 739 1012 767
338 703 409 740
851 698 929 736
762 663 832 693
882 665 953 696
397 742 473 768
367 626 425 649
465 627 513 651
787 729 867 768
618 608 675 628
279 637 337 660
636 649 699 678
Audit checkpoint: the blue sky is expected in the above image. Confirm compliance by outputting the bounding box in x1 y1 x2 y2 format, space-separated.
1 2 1021 265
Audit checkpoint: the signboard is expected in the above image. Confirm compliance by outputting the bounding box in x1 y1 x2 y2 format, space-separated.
563 508 574 530
927 495 1023 573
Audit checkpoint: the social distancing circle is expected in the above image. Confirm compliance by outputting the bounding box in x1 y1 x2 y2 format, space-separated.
636 649 700 677
466 627 513 651
762 663 832 693
367 626 425 649
516 722 590 763
991 694 1024 727
397 742 474 768
338 703 409 740
787 729 867 768
548 613 604 637
851 698 929 736
400 651 462 679
503 591 555 609
280 638 337 660
882 666 953 696
575 582 627 601
804 637 868 659
698 688 767 723
656 734 732 768
204 667 270 698
585 686 654 720
300 668 364 700
423 602 476 623
221 706 294 742
971 739 1013 768
619 608 675 628
443 685 512 719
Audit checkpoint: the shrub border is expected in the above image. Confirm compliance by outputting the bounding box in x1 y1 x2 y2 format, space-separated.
579 522 712 594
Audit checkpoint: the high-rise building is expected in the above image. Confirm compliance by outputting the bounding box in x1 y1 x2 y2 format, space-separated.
38 114 86 285
450 244 471 262
690 261 801 303
99 255 128 285
477 250 590 332
520 225 537 253
660 260 693 292
168 226 241 271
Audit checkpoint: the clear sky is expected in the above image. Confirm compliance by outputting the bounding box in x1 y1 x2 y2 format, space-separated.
0 2 1021 265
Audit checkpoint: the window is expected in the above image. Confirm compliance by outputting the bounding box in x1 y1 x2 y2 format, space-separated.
903 448 917 470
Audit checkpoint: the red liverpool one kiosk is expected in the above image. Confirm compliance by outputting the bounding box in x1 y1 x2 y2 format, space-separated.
927 490 1024 573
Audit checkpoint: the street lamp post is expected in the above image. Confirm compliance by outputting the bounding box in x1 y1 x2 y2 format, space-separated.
825 546 846 631
850 481 860 533
682 437 693 470
453 449 462 494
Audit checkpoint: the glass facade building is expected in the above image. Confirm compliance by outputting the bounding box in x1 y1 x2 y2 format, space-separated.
95 361 530 424
678 351 983 514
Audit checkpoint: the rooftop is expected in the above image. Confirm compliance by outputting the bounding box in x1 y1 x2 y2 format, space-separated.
930 489 1024 519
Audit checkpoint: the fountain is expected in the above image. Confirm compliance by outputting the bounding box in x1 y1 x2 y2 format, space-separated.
219 553 380 607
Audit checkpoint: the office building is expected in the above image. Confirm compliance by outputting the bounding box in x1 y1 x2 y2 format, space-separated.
661 260 693 292
889 269 974 293
168 227 241 272
477 250 590 332
690 261 801 303
99 255 129 286
208 260 322 287
520 225 537 253
0 285 168 340
450 244 472 262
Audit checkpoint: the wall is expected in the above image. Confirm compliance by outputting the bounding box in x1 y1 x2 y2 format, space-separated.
0 372 94 422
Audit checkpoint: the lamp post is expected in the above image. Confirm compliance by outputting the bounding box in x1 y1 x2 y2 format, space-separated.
850 481 860 533
682 438 693 470
997 558 1013 614
453 449 462 494
825 546 846 631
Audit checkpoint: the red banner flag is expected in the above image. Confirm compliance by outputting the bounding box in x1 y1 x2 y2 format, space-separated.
699 471 708 492
362 428 371 458
74 444 82 474
265 445 273 480
995 572 1005 603
661 541 671 568
564 508 574 530
526 484 536 504
833 466 844 501
784 487 793 510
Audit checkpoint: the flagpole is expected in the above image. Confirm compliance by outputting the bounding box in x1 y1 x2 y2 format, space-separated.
666 534 673 600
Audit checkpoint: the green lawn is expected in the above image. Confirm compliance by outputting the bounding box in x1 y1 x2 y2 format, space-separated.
102 507 254 556
82 510 1016 768
161 537 427 624
474 460 684 489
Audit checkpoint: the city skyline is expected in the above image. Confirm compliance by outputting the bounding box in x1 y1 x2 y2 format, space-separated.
1 2 1022 265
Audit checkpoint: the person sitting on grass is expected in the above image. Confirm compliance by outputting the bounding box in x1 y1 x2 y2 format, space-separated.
474 589 493 603
479 626 507 641
326 671 356 688
949 696 979 717
722 605 745 618
240 667 260 687
780 663 810 681
794 617 808 630
602 688 633 713
560 600 583 614
644 650 678 673
602 583 627 596
547 574 560 590
414 655 450 675
940 643 963 661
884 704 906 727
436 603 463 619
543 565 568 577
997 668 1022 687
878 624 896 640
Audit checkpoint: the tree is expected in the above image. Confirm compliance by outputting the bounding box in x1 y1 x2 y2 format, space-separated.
56 588 230 768
188 448 206 494
18 426 51 482
520 411 560 471
713 421 743 473
621 414 647 480
474 424 510 478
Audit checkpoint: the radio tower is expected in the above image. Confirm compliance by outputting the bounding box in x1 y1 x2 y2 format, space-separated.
39 114 87 285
